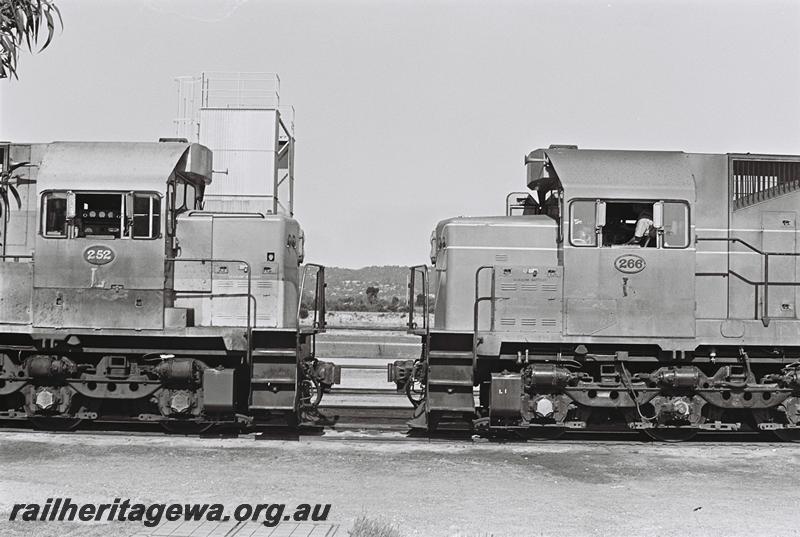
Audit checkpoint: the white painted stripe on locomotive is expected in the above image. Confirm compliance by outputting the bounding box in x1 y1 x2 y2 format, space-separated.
697 251 794 255
443 246 559 251
319 341 419 347
443 223 557 228
697 228 798 233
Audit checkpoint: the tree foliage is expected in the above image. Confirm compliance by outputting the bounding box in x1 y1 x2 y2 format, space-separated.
0 160 27 221
0 0 62 79
365 286 380 304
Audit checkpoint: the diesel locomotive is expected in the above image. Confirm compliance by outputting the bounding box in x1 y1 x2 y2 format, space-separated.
0 96 338 431
392 145 800 441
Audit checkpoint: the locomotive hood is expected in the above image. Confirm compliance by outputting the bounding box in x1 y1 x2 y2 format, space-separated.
36 141 212 194
526 147 696 202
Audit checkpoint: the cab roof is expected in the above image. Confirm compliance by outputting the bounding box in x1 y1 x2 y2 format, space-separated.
526 147 696 201
36 141 212 193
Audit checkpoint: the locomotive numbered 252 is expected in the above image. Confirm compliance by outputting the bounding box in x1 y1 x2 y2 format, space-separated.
392 146 800 441
0 101 338 432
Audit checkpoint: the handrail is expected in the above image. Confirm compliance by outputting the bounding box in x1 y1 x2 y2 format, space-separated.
696 236 800 257
407 264 430 365
696 236 800 326
167 257 254 364
298 263 326 359
298 263 326 332
505 191 532 216
473 265 496 364
0 254 33 262
407 265 429 334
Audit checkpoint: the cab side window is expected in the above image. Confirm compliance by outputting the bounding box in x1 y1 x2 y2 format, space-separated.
569 199 689 249
662 202 688 248
602 202 655 247
75 193 124 238
42 192 67 237
40 191 161 240
132 193 161 239
569 200 596 246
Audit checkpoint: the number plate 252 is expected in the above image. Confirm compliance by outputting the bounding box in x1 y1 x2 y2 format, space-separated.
614 254 645 273
84 245 115 265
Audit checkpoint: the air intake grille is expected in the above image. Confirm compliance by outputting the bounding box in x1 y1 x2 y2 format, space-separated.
732 158 800 209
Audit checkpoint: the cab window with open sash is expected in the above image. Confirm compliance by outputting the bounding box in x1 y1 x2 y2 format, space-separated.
40 191 161 240
569 199 689 249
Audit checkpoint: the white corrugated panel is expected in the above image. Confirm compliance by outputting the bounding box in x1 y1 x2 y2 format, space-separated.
199 108 278 197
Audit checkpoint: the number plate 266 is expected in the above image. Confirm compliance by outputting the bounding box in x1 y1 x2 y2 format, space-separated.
614 254 645 273
84 245 115 265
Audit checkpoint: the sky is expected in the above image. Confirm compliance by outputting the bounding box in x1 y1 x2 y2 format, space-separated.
2 0 799 268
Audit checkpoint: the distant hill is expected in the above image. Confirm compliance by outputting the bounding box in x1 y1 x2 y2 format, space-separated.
302 265 430 311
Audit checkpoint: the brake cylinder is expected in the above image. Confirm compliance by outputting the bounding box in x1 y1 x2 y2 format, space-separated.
155 359 199 384
654 367 700 388
26 356 77 379
525 364 572 388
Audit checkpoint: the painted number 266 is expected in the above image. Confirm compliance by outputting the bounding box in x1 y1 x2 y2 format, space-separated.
614 255 645 274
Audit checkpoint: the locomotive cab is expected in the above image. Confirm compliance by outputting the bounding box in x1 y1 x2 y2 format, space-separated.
31 142 211 330
540 148 696 344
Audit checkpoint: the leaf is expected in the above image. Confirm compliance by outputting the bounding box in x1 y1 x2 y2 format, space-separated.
51 2 62 29
23 11 32 51
8 183 21 208
40 6 55 52
2 0 63 76
6 161 30 174
0 187 10 214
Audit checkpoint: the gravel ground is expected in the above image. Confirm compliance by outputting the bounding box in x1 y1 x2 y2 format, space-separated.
1 432 799 537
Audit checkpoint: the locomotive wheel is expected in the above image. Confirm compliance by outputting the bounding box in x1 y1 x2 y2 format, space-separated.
643 427 699 443
160 420 215 435
29 417 84 432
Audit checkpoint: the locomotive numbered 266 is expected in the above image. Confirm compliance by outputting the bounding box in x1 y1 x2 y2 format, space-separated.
392 146 800 441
